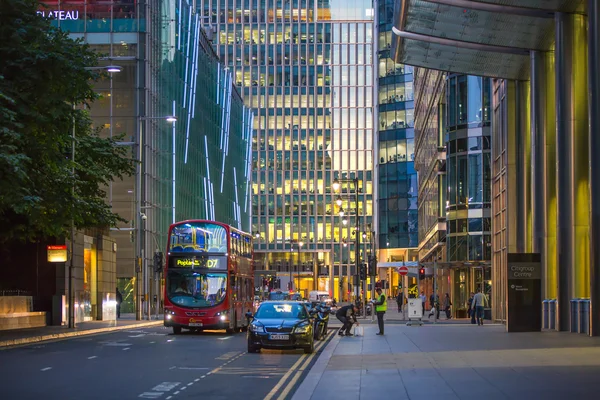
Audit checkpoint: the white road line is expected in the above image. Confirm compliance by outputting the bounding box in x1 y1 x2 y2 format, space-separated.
166 397 172 400
187 383 193 387
177 367 209 370
138 393 162 399
123 347 131 351
173 391 180 395
152 382 180 392
87 356 97 359
150 341 156 344
40 367 52 371
217 336 232 340
194 379 200 382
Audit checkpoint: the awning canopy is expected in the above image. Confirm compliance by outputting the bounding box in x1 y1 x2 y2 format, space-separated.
391 0 586 80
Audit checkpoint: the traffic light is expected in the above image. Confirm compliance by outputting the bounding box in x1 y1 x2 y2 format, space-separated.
368 258 377 276
359 264 367 281
419 268 425 280
153 252 164 273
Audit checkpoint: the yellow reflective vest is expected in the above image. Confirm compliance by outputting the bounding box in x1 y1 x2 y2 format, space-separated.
375 293 387 312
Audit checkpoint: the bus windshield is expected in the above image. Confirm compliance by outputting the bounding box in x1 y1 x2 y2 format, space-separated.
167 270 227 308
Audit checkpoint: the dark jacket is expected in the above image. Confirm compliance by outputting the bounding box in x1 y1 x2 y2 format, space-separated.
336 305 357 322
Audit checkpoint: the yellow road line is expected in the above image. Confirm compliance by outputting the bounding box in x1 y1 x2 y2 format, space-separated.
276 330 335 400
263 355 307 400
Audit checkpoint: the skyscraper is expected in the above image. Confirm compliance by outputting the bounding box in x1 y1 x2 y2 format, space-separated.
200 1 375 299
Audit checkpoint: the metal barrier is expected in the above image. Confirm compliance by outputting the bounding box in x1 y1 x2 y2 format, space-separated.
542 300 549 329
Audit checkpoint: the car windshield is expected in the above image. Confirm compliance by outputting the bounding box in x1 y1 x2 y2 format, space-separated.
167 269 227 308
255 303 308 319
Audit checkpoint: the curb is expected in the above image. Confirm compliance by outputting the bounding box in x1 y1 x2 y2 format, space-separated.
291 331 340 400
0 321 162 348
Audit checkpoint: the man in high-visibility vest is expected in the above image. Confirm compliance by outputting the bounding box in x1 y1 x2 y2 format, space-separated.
372 287 387 335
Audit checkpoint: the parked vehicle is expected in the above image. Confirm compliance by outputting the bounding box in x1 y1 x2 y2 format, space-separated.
310 302 330 340
308 291 331 304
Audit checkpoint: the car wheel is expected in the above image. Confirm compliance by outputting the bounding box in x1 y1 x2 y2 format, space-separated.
304 340 314 354
172 326 182 335
247 337 260 353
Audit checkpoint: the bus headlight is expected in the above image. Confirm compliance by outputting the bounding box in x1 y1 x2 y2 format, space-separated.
215 311 228 321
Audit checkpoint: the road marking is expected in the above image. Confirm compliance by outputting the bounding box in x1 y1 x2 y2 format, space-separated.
150 341 156 344
129 334 146 338
217 336 232 340
243 375 272 379
166 397 172 400
194 378 200 382
169 366 176 370
41 367 52 372
152 382 180 392
87 356 97 359
277 370 303 399
177 367 209 370
99 341 132 347
138 392 162 398
138 393 162 399
173 391 180 395
265 330 334 400
216 351 241 360
187 383 194 387
123 347 131 351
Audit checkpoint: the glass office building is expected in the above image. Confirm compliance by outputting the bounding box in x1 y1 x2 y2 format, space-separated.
374 0 418 293
200 0 375 299
42 0 253 315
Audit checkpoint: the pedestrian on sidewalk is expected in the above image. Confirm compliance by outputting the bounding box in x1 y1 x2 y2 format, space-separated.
372 287 387 335
468 292 475 324
116 287 123 319
472 288 488 325
336 304 359 336
419 290 426 316
443 293 452 319
396 291 403 313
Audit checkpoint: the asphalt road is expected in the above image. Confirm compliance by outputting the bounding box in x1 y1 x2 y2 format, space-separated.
0 326 333 400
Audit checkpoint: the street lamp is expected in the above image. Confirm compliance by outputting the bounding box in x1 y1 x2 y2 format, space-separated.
332 177 362 312
68 65 122 329
137 114 177 321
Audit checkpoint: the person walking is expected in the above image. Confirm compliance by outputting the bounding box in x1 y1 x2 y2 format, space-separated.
419 290 427 316
396 291 403 313
472 288 488 325
372 287 387 335
443 293 452 319
467 292 475 324
116 287 123 319
335 304 359 336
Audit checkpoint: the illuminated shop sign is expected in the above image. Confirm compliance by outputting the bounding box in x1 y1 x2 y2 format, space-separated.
37 10 80 20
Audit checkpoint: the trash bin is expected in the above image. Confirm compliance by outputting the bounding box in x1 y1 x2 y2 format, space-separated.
549 300 557 330
542 300 549 329
570 299 580 333
580 299 590 335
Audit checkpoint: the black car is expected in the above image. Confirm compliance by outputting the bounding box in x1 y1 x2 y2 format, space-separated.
246 301 314 354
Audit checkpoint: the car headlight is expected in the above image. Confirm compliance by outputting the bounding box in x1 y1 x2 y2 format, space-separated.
249 323 265 333
294 324 310 334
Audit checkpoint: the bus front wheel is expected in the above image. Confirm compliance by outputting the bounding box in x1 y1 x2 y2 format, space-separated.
173 326 182 335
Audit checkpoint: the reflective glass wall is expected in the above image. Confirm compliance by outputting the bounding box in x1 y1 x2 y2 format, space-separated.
445 75 492 263
200 0 375 296
376 0 417 257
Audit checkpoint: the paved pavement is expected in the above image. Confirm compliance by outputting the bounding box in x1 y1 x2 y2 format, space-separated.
293 323 600 400
0 324 334 400
0 313 162 347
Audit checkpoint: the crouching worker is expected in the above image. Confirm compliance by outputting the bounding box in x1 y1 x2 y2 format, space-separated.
336 304 359 336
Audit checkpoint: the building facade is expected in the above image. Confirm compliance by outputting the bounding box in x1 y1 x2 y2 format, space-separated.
41 0 253 318
392 0 600 332
200 0 375 300
374 0 418 296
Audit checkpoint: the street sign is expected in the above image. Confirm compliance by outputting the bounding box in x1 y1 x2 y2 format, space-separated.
47 245 67 262
398 266 408 276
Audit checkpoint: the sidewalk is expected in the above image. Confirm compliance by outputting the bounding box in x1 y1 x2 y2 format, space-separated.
0 313 162 348
295 323 600 399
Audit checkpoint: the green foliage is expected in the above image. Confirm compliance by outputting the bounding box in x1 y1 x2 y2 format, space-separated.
0 0 135 243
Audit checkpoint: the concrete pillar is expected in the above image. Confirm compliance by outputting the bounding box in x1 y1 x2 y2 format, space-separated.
555 12 574 331
588 0 600 336
555 12 589 331
530 51 545 257
515 80 530 253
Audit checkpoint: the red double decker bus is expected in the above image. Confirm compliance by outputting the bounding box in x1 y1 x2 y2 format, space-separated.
163 220 254 334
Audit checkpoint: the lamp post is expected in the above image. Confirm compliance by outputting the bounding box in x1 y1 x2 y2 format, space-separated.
332 177 362 313
68 65 122 329
137 115 177 321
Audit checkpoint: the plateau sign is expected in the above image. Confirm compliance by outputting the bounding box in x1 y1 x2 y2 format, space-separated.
47 245 68 262
398 266 409 276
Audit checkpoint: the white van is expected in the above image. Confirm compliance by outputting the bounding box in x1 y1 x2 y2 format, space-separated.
309 291 331 303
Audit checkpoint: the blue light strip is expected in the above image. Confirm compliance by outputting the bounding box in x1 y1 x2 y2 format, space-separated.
204 135 211 182
172 100 176 224
190 25 200 119
216 63 220 105
203 177 209 219
210 182 215 220
219 67 228 150
184 16 200 164
224 72 232 156
233 166 239 220
177 0 182 50
183 10 192 105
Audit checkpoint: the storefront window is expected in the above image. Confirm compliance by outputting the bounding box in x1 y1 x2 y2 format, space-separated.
457 75 467 124
468 153 483 203
467 76 483 124
448 77 456 127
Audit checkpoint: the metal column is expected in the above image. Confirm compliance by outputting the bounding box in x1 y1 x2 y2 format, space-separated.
530 51 546 256
589 0 600 336
555 12 574 331
515 80 529 253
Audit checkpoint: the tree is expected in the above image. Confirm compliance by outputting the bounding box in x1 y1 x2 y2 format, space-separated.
0 0 135 244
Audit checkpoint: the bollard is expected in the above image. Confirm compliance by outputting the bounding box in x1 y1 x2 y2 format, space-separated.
542 300 549 329
570 299 580 333
579 299 590 335
549 300 557 330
